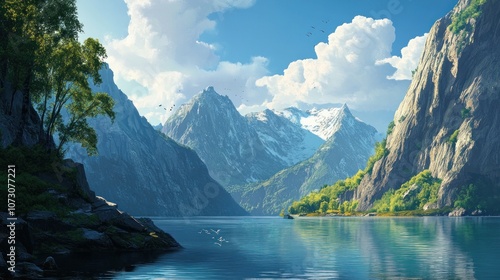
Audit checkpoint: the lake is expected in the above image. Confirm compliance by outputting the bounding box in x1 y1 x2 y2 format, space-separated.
84 216 500 279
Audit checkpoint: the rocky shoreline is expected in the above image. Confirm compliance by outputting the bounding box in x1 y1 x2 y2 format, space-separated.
292 207 493 218
0 159 181 278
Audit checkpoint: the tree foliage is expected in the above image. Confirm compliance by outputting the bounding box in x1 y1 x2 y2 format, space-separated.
288 134 390 215
372 170 441 213
365 138 388 174
386 121 395 136
454 181 500 213
449 0 487 34
1 0 114 155
448 129 459 145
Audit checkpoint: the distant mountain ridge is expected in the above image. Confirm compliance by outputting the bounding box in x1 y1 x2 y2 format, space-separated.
230 104 379 215
162 87 324 187
65 68 247 216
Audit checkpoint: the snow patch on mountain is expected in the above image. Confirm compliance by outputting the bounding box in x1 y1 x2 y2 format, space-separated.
277 104 354 140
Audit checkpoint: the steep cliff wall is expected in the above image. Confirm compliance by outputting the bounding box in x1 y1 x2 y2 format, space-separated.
355 0 500 211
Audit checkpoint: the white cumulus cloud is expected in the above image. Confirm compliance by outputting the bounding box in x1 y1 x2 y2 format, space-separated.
105 0 263 124
105 3 423 128
376 33 428 80
255 16 411 113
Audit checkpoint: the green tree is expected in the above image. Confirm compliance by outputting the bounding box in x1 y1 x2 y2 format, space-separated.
37 38 114 155
319 201 328 213
0 0 83 144
454 184 479 210
1 0 114 155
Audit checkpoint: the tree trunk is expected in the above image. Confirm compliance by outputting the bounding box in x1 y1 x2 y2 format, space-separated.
12 66 32 146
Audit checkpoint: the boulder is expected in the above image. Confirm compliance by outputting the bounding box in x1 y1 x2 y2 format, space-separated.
111 215 146 232
82 228 113 247
92 196 117 210
62 159 97 202
471 209 483 216
423 202 438 211
449 207 466 217
42 256 58 270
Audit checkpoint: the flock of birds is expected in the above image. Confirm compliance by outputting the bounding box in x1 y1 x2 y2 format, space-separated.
158 104 175 112
223 87 250 103
198 228 229 246
306 19 330 37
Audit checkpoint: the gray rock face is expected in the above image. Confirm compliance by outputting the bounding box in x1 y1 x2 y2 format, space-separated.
0 81 44 148
231 105 378 215
163 87 289 187
354 0 500 210
65 69 247 216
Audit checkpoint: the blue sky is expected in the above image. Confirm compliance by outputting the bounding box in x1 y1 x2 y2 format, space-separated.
76 0 456 130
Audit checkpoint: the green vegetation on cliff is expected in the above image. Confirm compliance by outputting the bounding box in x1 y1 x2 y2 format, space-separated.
0 145 74 215
372 170 441 212
448 129 459 145
386 121 395 136
449 0 487 34
288 136 388 214
454 181 500 213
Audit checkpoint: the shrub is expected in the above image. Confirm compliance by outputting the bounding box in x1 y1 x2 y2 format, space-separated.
461 107 471 119
387 121 395 135
448 129 459 145
449 0 487 34
365 139 388 174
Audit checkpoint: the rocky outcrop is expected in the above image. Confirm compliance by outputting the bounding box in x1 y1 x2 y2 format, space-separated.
354 0 500 211
0 160 180 278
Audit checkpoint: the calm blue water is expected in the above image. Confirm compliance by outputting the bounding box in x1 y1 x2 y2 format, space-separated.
95 216 500 279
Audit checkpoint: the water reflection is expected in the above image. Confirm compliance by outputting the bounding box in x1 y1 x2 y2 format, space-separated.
290 217 499 279
89 217 500 279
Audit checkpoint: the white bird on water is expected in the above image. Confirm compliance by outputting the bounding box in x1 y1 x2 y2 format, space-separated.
218 236 228 243
211 229 220 234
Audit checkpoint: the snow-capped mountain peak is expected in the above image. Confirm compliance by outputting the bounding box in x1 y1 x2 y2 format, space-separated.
277 104 355 141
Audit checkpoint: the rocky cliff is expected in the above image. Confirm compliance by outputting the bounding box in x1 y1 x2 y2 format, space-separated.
65 68 247 216
354 0 500 212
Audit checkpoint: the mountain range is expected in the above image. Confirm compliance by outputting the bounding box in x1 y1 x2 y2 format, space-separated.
230 104 379 215
162 87 380 215
162 87 325 187
64 68 247 216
